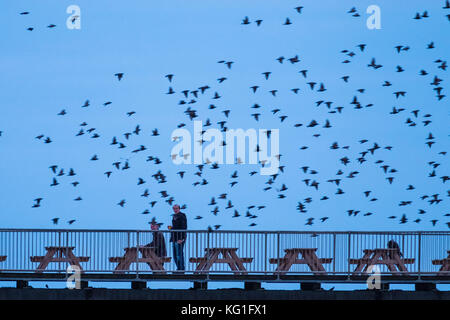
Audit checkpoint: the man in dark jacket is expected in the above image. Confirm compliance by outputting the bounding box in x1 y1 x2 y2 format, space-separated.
169 204 187 271
387 239 403 259
145 219 167 258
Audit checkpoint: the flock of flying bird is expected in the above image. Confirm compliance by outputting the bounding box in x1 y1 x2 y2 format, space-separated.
3 3 449 230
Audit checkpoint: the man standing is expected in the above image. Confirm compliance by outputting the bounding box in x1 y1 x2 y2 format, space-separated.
169 204 187 271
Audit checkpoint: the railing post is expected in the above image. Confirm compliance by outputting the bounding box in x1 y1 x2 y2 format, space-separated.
347 232 351 277
206 230 210 276
418 232 421 277
58 231 61 272
195 231 199 274
136 231 140 277
333 233 336 274
276 232 280 279
65 231 69 274
264 233 268 275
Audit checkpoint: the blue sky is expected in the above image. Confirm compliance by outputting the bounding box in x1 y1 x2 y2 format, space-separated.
0 0 449 292
0 0 449 232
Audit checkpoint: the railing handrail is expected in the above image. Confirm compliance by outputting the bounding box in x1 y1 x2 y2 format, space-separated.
0 228 449 235
0 228 448 278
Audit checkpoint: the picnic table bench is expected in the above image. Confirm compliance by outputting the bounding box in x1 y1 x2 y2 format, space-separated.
109 246 171 273
432 250 450 274
30 246 90 272
189 248 253 275
270 248 332 275
350 248 415 274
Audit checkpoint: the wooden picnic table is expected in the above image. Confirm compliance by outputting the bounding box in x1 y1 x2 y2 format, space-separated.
109 246 171 273
432 250 450 274
349 248 415 274
30 246 90 272
269 248 332 275
189 248 253 275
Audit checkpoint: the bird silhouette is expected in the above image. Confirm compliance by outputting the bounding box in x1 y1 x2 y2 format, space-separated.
8 2 449 235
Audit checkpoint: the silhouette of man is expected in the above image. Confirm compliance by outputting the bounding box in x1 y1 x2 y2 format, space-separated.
169 204 187 271
145 219 167 258
387 239 403 259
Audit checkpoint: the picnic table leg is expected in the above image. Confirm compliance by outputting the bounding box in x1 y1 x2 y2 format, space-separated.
224 253 240 275
36 248 57 272
193 259 207 274
362 251 383 273
193 251 212 273
389 252 408 272
379 251 396 273
274 252 297 275
227 250 248 275
440 254 450 272
140 249 158 270
140 248 166 273
302 251 326 274
197 250 220 273
275 254 289 273
64 249 84 270
281 252 299 275
195 250 219 273
115 249 137 272
353 251 373 273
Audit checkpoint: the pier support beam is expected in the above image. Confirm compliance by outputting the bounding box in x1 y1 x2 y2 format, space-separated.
415 283 436 291
131 281 146 290
192 281 208 290
300 282 321 291
244 282 262 290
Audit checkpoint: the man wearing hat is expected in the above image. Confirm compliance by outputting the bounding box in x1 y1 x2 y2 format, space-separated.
145 218 167 258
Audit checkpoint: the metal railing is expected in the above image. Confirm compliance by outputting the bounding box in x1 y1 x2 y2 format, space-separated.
0 229 449 277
